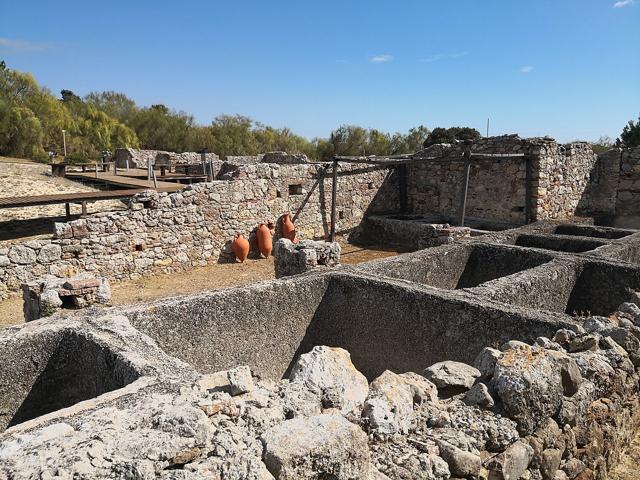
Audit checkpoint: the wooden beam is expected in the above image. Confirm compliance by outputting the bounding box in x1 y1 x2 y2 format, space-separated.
458 147 472 227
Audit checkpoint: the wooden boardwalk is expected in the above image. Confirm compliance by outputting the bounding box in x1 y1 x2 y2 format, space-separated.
66 170 183 192
0 189 151 210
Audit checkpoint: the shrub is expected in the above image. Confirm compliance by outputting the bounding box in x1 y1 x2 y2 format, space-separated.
65 152 90 165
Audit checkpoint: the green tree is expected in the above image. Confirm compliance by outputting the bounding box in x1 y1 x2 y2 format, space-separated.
209 115 259 157
85 91 138 125
0 104 45 158
620 116 640 147
129 104 193 151
423 126 481 147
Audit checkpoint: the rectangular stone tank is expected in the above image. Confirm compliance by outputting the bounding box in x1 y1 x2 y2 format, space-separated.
0 328 139 432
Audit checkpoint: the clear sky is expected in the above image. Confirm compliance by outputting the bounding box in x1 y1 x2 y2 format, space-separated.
1 1 638 143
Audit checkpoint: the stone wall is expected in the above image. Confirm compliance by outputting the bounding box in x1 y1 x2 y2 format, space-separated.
0 163 397 299
614 147 640 220
113 148 219 168
573 146 640 227
407 135 599 224
533 141 597 220
408 136 530 224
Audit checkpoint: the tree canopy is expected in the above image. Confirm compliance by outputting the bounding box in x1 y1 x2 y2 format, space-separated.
7 61 632 163
620 115 640 148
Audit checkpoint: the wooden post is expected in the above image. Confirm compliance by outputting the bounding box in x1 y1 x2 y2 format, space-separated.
330 159 338 242
458 146 472 227
81 201 87 217
525 155 533 224
65 203 71 219
152 169 158 189
94 164 98 179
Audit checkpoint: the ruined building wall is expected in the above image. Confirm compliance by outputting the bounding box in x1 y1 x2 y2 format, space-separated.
532 141 597 221
575 148 622 218
0 163 398 299
113 148 220 168
406 136 598 224
614 146 640 219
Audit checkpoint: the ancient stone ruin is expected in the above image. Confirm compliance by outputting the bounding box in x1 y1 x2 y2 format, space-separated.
1 137 640 479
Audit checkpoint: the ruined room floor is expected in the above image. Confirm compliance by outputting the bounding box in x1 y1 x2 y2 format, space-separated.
0 242 399 328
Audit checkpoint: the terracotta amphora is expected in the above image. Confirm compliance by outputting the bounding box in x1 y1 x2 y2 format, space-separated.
281 213 297 242
256 223 273 257
231 234 250 262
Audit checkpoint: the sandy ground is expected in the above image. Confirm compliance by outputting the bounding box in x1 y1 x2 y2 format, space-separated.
0 243 398 328
0 158 125 243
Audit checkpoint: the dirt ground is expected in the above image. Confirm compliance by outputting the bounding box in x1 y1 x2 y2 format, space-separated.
610 432 640 480
0 243 398 328
0 157 125 243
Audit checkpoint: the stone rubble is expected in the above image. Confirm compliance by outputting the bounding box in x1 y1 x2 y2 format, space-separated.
273 238 341 278
3 299 640 479
21 273 111 321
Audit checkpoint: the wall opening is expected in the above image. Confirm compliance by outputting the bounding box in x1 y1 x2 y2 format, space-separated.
288 184 303 195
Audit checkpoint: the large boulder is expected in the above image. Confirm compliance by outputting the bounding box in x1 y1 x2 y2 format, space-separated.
423 361 480 394
289 346 369 413
493 346 563 435
261 414 370 480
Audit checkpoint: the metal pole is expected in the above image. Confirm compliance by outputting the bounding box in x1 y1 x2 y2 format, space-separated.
330 159 338 242
486 118 490 137
458 146 472 227
62 130 67 156
152 169 158 189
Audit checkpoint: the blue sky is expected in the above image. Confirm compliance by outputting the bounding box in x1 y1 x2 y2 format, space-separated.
1 1 639 143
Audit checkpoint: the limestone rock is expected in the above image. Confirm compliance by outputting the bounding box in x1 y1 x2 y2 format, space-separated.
37 244 62 264
437 440 482 478
227 366 254 395
39 288 62 316
398 371 438 405
261 414 370 480
540 448 563 480
423 361 480 393
486 440 534 480
464 382 495 408
474 347 503 379
289 346 368 413
618 302 640 320
363 370 414 434
8 245 36 265
494 347 563 435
